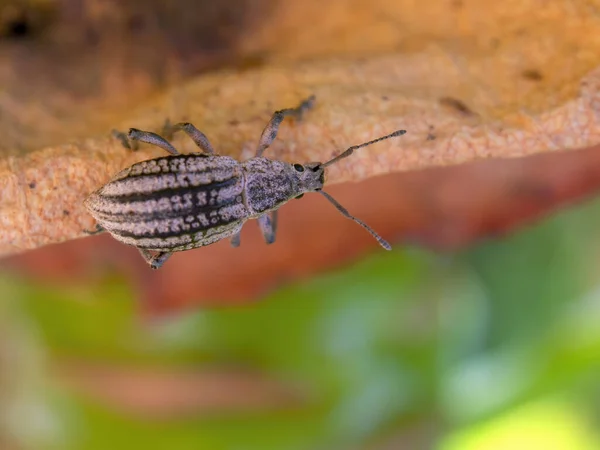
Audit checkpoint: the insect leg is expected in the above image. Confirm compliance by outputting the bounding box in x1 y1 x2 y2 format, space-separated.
166 122 216 155
83 223 105 235
271 210 278 238
257 212 277 244
138 249 173 269
150 252 172 269
230 232 241 247
128 128 180 156
255 95 316 157
111 129 138 151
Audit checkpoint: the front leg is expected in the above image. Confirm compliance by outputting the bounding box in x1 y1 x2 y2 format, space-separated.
138 249 173 269
257 211 278 244
255 95 316 157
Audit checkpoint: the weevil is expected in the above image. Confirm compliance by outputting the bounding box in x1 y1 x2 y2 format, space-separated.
84 96 406 269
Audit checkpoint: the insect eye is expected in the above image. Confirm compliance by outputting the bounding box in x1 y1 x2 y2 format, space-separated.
293 163 305 172
295 194 304 200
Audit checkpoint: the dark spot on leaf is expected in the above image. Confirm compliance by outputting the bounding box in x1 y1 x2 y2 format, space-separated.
127 14 146 32
112 130 132 150
439 97 477 117
6 18 30 38
522 69 543 81
234 53 267 72
0 2 55 40
427 125 436 140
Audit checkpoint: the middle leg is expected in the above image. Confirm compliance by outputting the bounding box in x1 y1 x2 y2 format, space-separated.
163 121 215 155
257 211 278 244
128 128 180 155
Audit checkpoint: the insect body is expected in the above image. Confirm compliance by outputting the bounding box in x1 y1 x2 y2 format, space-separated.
84 96 406 269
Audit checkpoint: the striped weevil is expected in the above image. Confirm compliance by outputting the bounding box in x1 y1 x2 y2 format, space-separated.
84 96 406 269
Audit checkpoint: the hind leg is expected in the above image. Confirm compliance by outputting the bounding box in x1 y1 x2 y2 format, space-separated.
230 232 241 248
138 249 173 269
83 223 105 235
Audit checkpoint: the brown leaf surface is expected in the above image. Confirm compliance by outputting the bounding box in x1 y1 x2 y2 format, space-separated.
1 0 600 259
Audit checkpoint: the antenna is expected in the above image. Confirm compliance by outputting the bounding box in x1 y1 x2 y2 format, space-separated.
319 129 406 169
318 190 392 250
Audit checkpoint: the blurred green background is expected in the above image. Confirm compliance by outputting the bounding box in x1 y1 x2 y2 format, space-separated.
2 195 600 450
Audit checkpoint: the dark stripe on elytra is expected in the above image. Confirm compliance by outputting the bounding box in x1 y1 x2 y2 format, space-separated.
111 211 243 240
116 230 202 245
125 224 239 250
94 179 242 221
90 176 243 224
105 175 240 203
92 191 244 224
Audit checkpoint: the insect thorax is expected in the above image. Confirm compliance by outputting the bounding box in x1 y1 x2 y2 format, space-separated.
242 158 299 214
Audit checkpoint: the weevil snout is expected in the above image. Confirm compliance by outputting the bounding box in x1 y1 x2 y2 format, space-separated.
287 129 407 252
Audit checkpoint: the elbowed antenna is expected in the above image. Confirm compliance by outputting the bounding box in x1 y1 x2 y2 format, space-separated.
319 129 406 169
